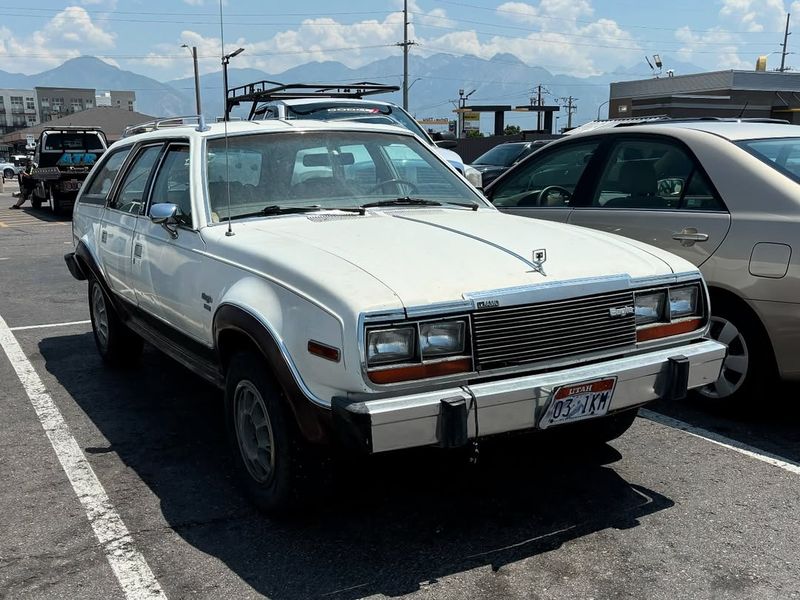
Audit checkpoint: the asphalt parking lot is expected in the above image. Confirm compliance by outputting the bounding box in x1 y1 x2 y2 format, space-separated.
1 183 799 600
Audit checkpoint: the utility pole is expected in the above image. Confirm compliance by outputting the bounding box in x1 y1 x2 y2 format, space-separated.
559 96 577 129
457 88 476 138
536 84 543 132
397 0 416 110
780 13 792 72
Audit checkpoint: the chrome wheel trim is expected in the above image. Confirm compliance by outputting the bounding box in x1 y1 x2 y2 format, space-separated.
698 316 749 399
234 380 276 484
91 284 110 352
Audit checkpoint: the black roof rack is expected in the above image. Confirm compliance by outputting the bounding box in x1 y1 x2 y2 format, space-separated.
225 80 400 120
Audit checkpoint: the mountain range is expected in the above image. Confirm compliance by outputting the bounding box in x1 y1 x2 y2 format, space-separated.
0 54 703 131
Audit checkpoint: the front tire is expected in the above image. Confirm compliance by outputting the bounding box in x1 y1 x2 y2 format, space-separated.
88 279 143 366
3 168 13 179
695 300 773 406
225 352 323 513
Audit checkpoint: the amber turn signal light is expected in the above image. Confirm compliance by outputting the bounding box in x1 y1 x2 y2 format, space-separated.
368 357 472 384
636 318 703 342
307 340 341 362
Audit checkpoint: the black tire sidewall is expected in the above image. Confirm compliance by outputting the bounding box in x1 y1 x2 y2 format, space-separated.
88 279 142 365
700 300 773 405
224 352 298 512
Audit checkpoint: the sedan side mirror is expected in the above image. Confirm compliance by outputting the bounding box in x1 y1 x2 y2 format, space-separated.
150 203 179 238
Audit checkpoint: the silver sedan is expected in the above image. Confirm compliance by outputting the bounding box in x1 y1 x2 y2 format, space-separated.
485 119 800 404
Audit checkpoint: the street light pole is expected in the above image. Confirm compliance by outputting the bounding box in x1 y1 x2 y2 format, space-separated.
222 47 244 121
597 99 610 120
181 44 202 116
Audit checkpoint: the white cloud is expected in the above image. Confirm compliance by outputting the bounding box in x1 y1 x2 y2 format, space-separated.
487 0 639 75
0 7 116 73
132 1 639 78
719 0 787 32
674 25 750 70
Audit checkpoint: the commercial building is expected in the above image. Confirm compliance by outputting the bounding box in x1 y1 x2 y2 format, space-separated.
35 87 96 123
0 106 156 151
609 70 800 124
96 90 136 111
0 89 39 134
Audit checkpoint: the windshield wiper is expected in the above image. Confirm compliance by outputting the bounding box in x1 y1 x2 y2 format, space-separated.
360 197 480 211
360 197 442 209
261 205 366 216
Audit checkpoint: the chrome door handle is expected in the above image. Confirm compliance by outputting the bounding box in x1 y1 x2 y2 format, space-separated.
672 228 709 246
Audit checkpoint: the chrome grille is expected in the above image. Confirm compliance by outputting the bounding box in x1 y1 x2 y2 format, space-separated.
472 290 637 370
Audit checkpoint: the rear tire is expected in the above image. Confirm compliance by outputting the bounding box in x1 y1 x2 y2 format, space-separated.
225 352 325 514
88 279 143 366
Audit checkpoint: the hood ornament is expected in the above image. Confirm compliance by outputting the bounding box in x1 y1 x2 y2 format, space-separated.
529 249 547 276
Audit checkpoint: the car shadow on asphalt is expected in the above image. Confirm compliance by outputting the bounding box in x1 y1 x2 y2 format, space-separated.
15 207 71 222
39 333 676 599
648 385 800 465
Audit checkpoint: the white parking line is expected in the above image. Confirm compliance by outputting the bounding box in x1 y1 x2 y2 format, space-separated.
0 313 167 600
640 409 800 476
10 319 91 331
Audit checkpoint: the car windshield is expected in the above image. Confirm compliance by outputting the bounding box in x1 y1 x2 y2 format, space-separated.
286 102 434 144
472 144 527 166
737 137 800 181
205 130 484 222
43 133 105 152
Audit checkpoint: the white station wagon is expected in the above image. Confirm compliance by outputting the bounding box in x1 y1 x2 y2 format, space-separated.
65 117 725 511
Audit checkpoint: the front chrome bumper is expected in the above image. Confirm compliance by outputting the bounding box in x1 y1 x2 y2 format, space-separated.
333 339 726 453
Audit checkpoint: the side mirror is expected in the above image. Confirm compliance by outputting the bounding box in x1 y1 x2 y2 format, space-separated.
150 203 179 238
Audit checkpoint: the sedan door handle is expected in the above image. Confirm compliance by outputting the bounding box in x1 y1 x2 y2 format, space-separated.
672 228 709 246
101 230 107 243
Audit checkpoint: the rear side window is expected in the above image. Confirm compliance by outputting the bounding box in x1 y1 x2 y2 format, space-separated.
110 145 162 215
592 139 724 211
80 147 131 206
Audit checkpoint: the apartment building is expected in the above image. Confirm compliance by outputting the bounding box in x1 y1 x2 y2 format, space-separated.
0 89 38 134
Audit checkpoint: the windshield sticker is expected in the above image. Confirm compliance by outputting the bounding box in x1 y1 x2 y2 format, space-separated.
322 107 380 113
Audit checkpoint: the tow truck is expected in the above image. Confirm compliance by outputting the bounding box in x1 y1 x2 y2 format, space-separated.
32 126 108 214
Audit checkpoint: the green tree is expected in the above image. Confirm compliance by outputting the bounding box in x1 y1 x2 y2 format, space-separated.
466 129 484 138
504 125 521 135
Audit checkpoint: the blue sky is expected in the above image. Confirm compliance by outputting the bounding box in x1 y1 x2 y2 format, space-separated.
4 0 799 80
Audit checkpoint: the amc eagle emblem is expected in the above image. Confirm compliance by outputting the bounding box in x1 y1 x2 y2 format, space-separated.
529 248 547 276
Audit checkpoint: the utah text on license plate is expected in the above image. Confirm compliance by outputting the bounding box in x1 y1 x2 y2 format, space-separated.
538 377 617 429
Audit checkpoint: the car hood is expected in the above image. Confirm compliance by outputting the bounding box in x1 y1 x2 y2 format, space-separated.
223 209 692 312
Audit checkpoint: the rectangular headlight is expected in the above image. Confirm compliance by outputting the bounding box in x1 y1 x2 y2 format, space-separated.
367 327 415 366
419 320 466 358
670 286 699 319
635 291 666 325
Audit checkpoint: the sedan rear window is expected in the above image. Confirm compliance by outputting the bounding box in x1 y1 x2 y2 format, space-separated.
738 137 800 181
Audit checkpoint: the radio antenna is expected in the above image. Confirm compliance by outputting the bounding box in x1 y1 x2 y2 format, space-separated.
219 0 234 236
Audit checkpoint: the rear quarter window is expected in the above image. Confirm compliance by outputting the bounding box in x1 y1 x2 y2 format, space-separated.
79 147 132 206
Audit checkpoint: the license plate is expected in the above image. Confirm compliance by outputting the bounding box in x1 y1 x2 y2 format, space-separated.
62 179 81 191
538 377 617 429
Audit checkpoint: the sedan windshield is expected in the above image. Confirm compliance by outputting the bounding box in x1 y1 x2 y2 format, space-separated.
737 137 800 181
472 144 528 167
206 131 485 221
